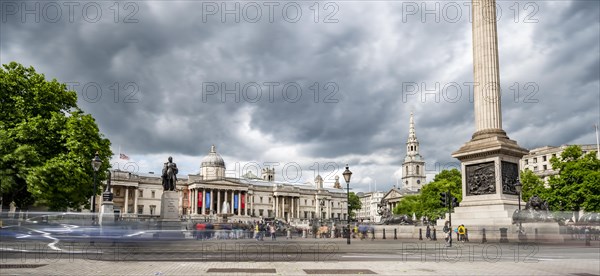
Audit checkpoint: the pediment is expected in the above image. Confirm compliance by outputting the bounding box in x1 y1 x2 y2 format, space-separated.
383 188 402 200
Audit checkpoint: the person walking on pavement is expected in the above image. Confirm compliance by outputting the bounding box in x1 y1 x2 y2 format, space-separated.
269 223 276 240
426 225 431 240
458 224 466 242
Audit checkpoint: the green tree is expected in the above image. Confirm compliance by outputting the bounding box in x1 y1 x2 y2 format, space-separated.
348 192 362 219
519 169 547 202
546 145 600 212
0 62 112 211
393 194 421 217
393 169 462 220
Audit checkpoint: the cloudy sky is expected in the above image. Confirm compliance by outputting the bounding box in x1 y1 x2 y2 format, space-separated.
2 0 599 192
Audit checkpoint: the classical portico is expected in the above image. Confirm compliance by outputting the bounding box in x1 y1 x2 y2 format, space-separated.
188 185 249 216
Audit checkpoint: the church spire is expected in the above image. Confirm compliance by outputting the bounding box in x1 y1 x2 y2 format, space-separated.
406 112 419 153
402 112 425 191
408 112 417 143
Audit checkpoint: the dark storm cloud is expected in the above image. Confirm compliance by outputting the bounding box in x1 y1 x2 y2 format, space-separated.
1 0 598 190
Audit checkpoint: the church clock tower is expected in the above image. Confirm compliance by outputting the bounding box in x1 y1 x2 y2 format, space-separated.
401 112 426 191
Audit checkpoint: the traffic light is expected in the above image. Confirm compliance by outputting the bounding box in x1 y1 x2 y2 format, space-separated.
452 196 459 208
439 192 448 207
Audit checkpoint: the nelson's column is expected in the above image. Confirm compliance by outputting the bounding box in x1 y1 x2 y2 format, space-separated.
451 0 529 229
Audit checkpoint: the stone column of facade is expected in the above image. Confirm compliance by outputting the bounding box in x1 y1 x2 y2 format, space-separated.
237 191 241 216
296 198 300 219
281 196 291 220
133 188 138 215
274 196 278 218
243 192 247 216
202 189 206 215
231 190 234 215
216 189 221 214
272 196 276 217
192 188 197 215
290 197 296 219
124 187 129 214
249 193 253 216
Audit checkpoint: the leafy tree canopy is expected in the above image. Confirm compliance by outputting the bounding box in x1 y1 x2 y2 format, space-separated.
348 192 362 219
393 169 462 220
0 62 112 211
546 145 600 212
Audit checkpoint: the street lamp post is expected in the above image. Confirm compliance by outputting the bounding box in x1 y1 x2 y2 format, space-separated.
342 164 352 245
91 152 102 224
515 180 523 240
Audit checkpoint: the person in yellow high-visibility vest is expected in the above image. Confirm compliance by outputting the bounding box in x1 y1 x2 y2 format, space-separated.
457 224 466 242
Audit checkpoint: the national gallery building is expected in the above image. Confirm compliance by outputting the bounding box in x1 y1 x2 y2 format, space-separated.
106 146 349 223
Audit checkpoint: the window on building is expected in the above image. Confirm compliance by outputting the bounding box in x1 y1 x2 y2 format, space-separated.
552 153 556 158
533 157 537 163
259 209 264 216
116 188 121 197
269 197 271 203
543 156 547 162
149 205 156 215
137 205 143 214
260 197 263 203
129 189 134 198
151 191 155 198
416 165 420 174
268 210 273 217
304 199 307 205
543 165 547 170
524 159 528 165
139 190 143 198
533 166 538 171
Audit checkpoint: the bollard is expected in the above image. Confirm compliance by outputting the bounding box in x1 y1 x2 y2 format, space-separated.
419 228 423 240
394 228 397 240
499 228 508 243
432 228 437 241
585 228 591 246
482 228 487 243
383 228 386 239
372 228 375 240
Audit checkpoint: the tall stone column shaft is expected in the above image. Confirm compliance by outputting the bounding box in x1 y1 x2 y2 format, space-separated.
472 0 502 132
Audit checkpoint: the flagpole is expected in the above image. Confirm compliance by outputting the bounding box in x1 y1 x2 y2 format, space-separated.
595 124 599 159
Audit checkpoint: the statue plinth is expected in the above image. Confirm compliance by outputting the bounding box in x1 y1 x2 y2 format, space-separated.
98 194 115 226
157 191 184 239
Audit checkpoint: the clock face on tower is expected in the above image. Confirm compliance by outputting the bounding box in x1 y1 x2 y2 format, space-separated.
417 180 421 184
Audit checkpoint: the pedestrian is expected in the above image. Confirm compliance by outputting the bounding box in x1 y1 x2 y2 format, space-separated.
458 224 466 242
426 225 431 240
270 224 276 240
255 224 260 240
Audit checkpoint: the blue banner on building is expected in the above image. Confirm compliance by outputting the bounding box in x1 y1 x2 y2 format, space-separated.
234 194 238 209
206 192 211 209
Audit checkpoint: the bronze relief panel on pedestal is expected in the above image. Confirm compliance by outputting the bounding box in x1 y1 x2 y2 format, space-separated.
466 161 496 195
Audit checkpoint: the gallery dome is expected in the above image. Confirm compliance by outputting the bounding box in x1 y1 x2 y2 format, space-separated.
201 145 225 168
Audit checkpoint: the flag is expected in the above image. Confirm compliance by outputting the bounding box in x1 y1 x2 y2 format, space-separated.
119 153 130 160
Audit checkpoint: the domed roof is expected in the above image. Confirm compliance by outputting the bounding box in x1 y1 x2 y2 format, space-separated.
201 145 225 168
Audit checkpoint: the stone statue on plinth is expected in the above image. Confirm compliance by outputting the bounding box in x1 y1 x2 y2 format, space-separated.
161 156 178 191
